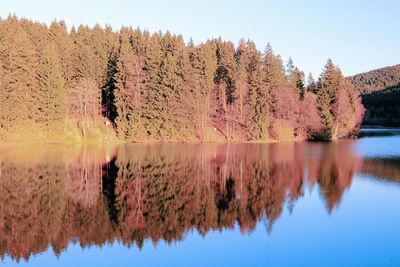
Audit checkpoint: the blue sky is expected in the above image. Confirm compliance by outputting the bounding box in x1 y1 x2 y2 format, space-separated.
1 0 399 77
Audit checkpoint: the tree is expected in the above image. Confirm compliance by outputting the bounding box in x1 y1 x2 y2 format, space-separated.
48 20 73 85
179 42 217 141
316 59 364 140
332 79 364 138
315 59 340 139
36 43 66 128
67 78 101 136
306 73 318 94
263 44 290 138
213 40 238 140
298 92 322 138
286 58 305 98
114 36 147 140
0 20 39 131
246 42 266 140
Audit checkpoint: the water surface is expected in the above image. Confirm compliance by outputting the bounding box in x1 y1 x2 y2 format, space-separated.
1 129 400 266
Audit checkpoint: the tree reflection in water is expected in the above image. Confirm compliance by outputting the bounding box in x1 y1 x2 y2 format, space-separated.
0 141 395 261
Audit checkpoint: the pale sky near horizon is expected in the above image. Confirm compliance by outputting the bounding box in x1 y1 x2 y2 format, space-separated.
1 0 399 78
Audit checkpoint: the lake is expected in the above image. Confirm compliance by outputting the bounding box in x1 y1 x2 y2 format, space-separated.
1 129 400 267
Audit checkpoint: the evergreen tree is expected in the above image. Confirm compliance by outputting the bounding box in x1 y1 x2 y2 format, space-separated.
316 59 363 140
246 42 266 140
114 29 147 141
262 44 286 137
0 21 39 129
36 43 66 128
306 72 318 94
142 33 163 139
48 21 73 87
214 40 237 139
316 59 340 139
286 57 295 78
292 67 305 98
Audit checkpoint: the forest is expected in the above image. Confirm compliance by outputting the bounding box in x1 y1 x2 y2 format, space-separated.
348 64 400 94
361 86 400 126
347 64 400 127
0 16 364 143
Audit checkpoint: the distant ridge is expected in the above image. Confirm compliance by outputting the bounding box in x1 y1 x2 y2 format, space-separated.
349 64 400 127
348 64 400 94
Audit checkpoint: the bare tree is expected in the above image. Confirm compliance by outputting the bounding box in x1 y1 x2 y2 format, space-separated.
67 78 101 136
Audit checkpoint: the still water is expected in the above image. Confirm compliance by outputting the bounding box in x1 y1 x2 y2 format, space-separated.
1 129 400 266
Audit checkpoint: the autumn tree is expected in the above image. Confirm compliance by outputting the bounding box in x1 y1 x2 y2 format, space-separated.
298 92 322 138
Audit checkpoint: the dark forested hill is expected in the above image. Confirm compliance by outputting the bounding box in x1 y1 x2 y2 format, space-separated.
348 65 400 127
348 64 400 94
361 86 400 127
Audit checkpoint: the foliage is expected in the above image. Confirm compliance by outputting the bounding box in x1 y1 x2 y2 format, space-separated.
348 64 400 94
0 16 364 143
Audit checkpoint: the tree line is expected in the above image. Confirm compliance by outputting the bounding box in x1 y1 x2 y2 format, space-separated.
348 63 400 127
0 16 364 142
348 64 400 94
362 86 400 126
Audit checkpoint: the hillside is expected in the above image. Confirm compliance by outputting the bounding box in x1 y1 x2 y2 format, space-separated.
347 64 400 127
348 64 400 94
361 86 400 126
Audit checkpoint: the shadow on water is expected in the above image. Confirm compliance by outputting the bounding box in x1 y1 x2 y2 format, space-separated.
0 141 399 261
359 127 400 138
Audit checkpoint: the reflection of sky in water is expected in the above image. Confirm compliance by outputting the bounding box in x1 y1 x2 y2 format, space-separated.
356 135 400 159
4 175 400 267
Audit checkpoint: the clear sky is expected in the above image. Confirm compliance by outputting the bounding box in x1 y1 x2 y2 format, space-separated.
1 0 399 78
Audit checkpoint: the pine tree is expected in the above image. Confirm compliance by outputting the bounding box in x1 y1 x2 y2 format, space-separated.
246 42 266 140
70 25 95 82
142 33 163 139
36 43 66 128
0 21 39 130
262 43 287 138
183 41 217 141
315 59 364 140
48 21 73 87
286 57 295 78
114 29 147 141
306 72 318 94
213 40 237 139
292 67 305 98
316 59 340 139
